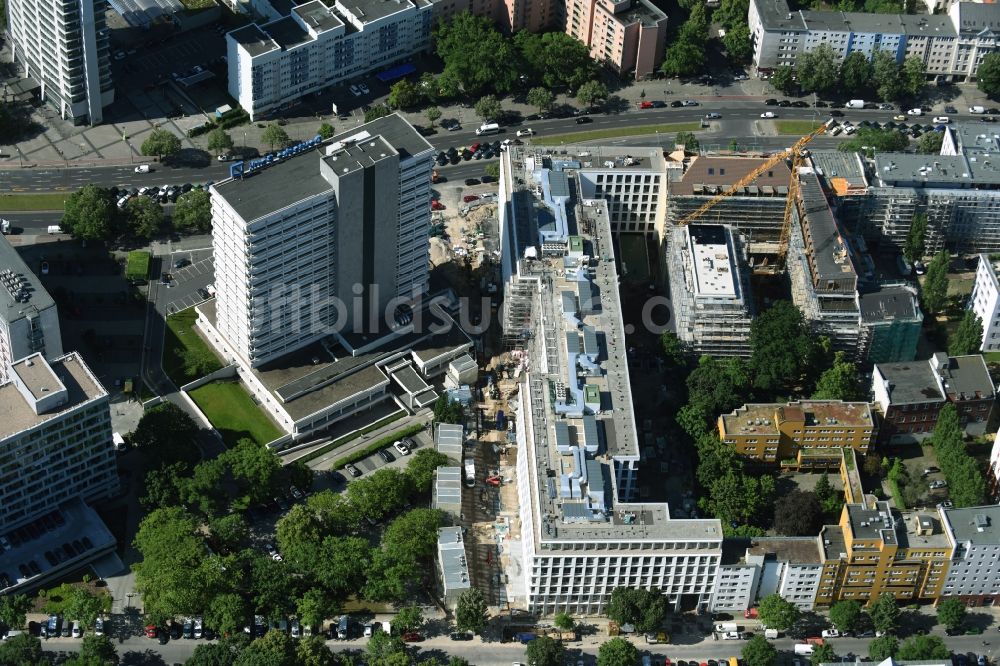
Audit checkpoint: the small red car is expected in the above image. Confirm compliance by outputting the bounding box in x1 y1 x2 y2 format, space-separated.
145 624 158 638
639 101 654 109
431 200 445 211
463 194 480 202
402 632 424 642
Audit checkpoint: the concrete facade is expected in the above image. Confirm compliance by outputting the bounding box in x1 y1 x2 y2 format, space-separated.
971 254 1000 352
5 0 114 124
941 505 1000 606
712 539 824 612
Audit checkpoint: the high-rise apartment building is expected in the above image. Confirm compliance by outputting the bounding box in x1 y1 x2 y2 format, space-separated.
712 539 824 612
561 0 667 79
0 236 63 384
971 254 1000 352
0 352 117 533
858 284 923 364
940 505 1000 606
667 224 755 357
209 114 434 368
498 144 723 615
5 0 114 124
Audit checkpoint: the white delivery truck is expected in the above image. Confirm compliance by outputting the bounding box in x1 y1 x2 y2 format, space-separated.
846 99 865 109
794 644 815 655
47 225 62 234
716 623 741 633
764 629 780 639
970 105 986 114
464 458 476 487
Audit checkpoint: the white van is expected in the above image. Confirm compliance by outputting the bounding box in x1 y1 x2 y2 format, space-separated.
722 631 743 640
476 122 500 136
112 432 126 452
47 225 62 234
970 105 986 114
764 629 780 639
134 164 150 173
846 99 865 109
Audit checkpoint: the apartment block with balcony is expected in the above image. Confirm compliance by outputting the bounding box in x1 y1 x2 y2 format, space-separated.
971 254 1000 352
749 0 1000 82
941 505 1000 606
815 499 952 606
718 400 875 464
5 0 114 124
711 539 824 612
0 235 63 384
563 0 668 78
228 0 434 121
873 352 995 444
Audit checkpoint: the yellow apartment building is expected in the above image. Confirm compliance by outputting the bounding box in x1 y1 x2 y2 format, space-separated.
815 499 952 606
718 400 876 463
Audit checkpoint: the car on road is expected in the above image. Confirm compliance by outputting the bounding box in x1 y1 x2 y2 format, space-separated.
764 99 778 105
40 261 49 276
829 110 844 117
878 103 895 110
346 464 362 477
393 440 410 456
893 115 907 121
349 85 363 97
791 100 809 107
705 112 721 119
145 625 158 639
402 632 424 642
777 99 791 107
516 128 535 137
465 178 481 186
681 100 699 106
761 112 777 119
932 116 950 124
450 632 473 640
670 100 683 108
908 108 924 116
134 164 150 173
576 116 592 124
378 449 395 463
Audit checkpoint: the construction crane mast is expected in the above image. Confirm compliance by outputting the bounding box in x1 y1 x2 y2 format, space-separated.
676 122 830 268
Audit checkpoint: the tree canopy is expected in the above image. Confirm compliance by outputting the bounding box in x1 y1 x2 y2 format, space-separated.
897 635 950 660
141 128 182 159
605 587 667 633
796 44 839 95
979 52 1000 99
262 124 290 151
514 31 597 90
935 598 967 631
173 189 212 234
931 403 986 507
62 185 120 241
812 351 863 401
131 402 201 469
597 637 639 666
742 635 778 666
434 12 518 95
828 600 862 633
950 310 983 356
903 213 927 264
868 635 900 661
525 635 565 666
207 128 234 154
869 592 901 634
773 490 822 536
839 128 909 156
757 593 800 631
124 195 164 239
434 395 465 424
749 300 815 394
921 250 950 315
455 588 489 634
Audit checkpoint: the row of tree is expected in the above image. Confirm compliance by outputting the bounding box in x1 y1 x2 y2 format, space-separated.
60 183 211 243
772 46 925 102
931 403 987 507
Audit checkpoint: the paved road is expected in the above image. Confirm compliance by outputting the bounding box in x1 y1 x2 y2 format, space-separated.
31 627 1000 665
0 103 948 196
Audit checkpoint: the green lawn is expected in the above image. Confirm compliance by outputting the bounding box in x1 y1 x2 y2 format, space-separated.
125 251 151 280
188 380 283 447
537 122 701 145
774 120 824 135
163 309 224 386
0 192 71 211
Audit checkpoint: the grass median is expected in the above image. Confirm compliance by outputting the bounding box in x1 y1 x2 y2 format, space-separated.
295 410 407 464
188 380 283 447
536 122 701 145
774 120 824 135
0 192 70 211
331 424 426 470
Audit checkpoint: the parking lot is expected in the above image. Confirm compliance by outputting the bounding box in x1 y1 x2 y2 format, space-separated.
161 251 214 314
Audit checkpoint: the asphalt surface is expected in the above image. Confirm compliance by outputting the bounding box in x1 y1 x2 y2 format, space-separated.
0 103 951 199
29 626 1000 665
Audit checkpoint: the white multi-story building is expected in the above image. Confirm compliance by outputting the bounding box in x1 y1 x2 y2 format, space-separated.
574 147 669 237
5 0 114 124
208 114 434 368
0 236 63 384
667 224 754 358
0 352 117 533
498 146 723 615
940 505 1000 606
712 539 824 612
227 0 434 120
971 254 1000 352
749 0 1000 82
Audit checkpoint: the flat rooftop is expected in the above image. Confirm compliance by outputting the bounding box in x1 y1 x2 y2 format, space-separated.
945 505 1000 545
721 400 872 435
896 510 952 550
799 169 858 285
507 147 722 544
230 24 278 57
934 353 994 401
293 0 343 32
616 0 667 27
10 354 64 401
860 285 921 323
0 353 106 441
213 114 432 222
673 156 791 196
846 502 897 544
809 150 868 192
336 0 418 22
0 236 56 324
752 0 957 35
747 537 822 564
821 524 847 560
876 360 946 406
687 224 737 298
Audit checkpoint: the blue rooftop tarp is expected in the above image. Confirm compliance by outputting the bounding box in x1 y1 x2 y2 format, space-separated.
376 63 417 83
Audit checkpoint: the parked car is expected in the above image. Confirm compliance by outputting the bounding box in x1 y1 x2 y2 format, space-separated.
930 480 948 489
349 85 363 97
681 100 699 106
393 440 410 456
94 618 104 636
821 629 840 638
402 632 424 642
346 464 362 477
516 128 535 137
932 116 951 124
378 449 394 463
575 116 592 124
764 99 778 105
705 112 722 119
761 112 777 119
923 466 940 475
465 178 481 186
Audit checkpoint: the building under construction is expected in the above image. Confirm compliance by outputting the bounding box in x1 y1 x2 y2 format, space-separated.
666 155 792 267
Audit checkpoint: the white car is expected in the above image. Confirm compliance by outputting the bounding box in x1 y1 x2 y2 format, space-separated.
681 100 699 106
821 629 840 638
516 128 535 137
349 85 363 97
193 617 203 639
761 111 777 119
393 440 410 456
933 116 950 124
217 154 232 162
908 108 924 116
94 618 104 636
705 112 721 119
265 543 282 561
358 83 370 95
134 164 150 173
71 622 82 638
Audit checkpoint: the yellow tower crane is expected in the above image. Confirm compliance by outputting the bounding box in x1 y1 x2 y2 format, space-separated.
676 121 830 269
